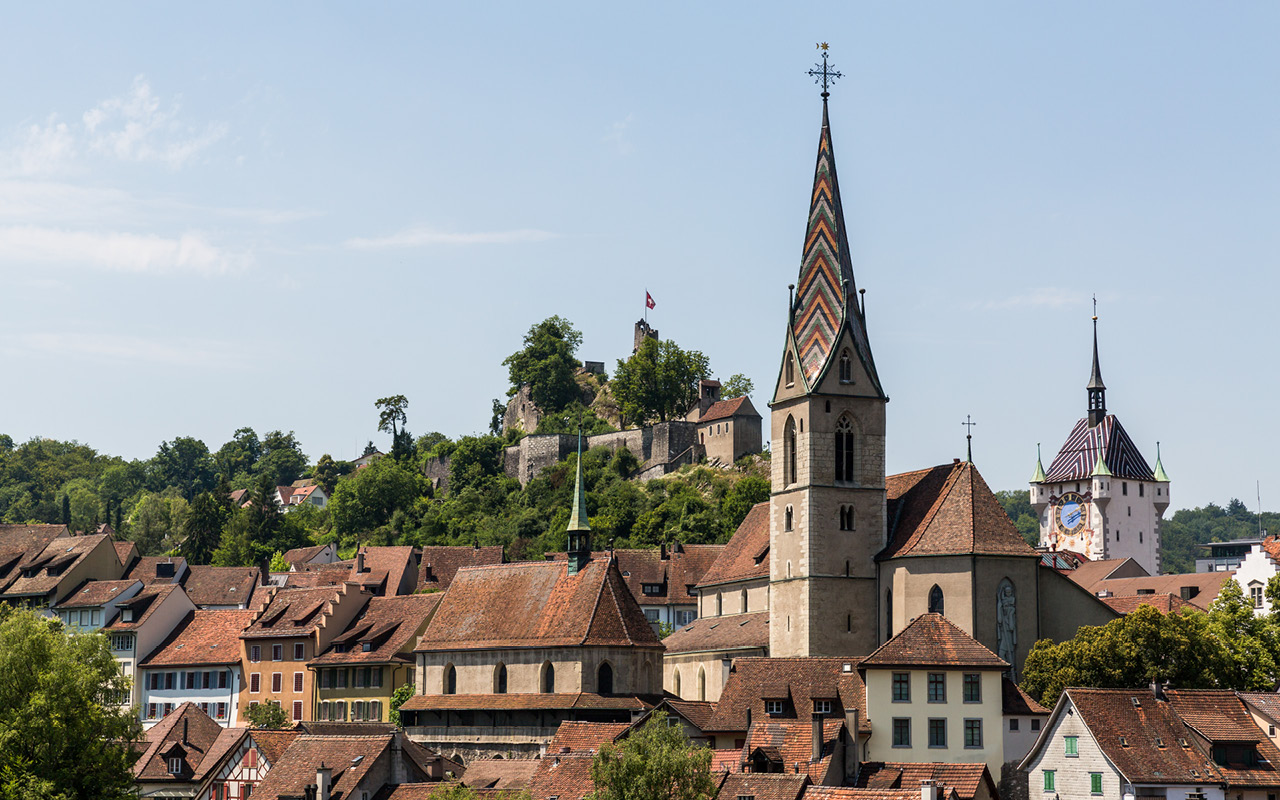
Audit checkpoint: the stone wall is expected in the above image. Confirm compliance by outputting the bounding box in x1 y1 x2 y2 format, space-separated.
422 457 450 494
501 421 706 486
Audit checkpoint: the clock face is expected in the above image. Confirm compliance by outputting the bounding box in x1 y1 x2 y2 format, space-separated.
1055 491 1086 535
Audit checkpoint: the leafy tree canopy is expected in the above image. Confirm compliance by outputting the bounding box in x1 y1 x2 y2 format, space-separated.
589 711 717 800
503 316 583 415
612 338 711 425
720 374 754 399
151 436 216 500
0 607 141 799
244 699 290 729
995 490 1039 547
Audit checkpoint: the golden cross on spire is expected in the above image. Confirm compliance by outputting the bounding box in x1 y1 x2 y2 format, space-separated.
807 43 843 100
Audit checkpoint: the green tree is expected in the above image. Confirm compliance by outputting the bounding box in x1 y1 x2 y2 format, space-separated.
1207 578 1280 690
589 711 716 800
720 374 754 399
269 550 290 572
329 456 428 539
312 454 350 497
244 699 290 729
0 607 141 799
995 489 1039 547
612 338 711 425
213 427 261 483
150 436 216 500
128 492 191 555
503 316 583 415
390 683 414 726
256 430 309 486
720 476 769 531
181 490 230 565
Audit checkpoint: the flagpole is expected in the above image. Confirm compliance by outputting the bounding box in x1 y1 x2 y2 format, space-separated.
644 287 648 324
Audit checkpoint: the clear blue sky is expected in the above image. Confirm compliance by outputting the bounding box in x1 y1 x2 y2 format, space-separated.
2 3 1277 511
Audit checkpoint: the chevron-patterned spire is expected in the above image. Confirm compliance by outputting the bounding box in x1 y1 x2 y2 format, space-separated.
791 100 881 393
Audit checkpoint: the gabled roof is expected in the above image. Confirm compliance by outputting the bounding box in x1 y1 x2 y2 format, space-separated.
126 556 187 584
53 578 141 609
354 545 419 595
2 532 114 598
104 583 185 631
527 750 595 800
281 544 330 567
860 613 1008 670
546 721 630 753
418 545 505 592
0 524 68 575
414 557 662 652
138 609 256 667
182 565 261 607
250 733 447 800
1061 557 1150 586
742 717 844 783
662 610 769 655
1166 690 1270 744
459 758 538 791
113 540 140 572
1043 415 1155 482
879 462 1037 560
653 699 718 733
699 395 761 423
698 502 771 588
132 702 225 782
718 772 809 800
548 545 725 606
856 762 998 800
707 657 867 733
1087 572 1233 612
1002 676 1049 716
1101 593 1195 615
240 585 365 640
310 594 440 666
1239 692 1280 725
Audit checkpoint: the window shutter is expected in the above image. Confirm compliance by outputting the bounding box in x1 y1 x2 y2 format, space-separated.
294 672 303 693
371 700 381 721
372 668 382 688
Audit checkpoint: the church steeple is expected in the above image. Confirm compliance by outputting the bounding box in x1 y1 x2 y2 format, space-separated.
566 428 591 575
1087 307 1106 427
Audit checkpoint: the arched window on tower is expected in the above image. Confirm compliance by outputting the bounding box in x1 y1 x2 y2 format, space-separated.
444 663 457 695
786 353 795 387
784 416 797 487
784 505 794 532
839 505 855 531
598 662 614 695
839 349 852 383
835 416 855 484
929 585 944 615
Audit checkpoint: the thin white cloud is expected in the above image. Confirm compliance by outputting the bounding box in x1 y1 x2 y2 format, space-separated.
344 225 559 250
0 225 249 275
16 332 239 369
82 76 226 168
4 116 77 176
604 113 635 155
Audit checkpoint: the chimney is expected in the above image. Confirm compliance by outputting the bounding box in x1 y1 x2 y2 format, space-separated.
316 762 331 800
259 558 272 583
356 550 365 574
812 712 823 763
921 779 937 800
660 542 668 560
1152 680 1167 701
390 729 406 784
844 707 860 785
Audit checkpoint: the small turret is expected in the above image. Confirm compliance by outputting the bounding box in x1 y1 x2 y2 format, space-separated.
566 429 591 576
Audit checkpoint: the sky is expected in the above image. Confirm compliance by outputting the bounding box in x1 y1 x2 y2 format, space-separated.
1 3 1277 512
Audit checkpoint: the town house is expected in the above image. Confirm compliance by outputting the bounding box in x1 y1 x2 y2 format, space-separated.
137 608 256 727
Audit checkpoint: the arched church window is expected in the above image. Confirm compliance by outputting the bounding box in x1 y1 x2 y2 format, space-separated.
928 585 944 615
672 668 681 697
839 349 852 383
786 353 795 387
444 663 457 695
741 588 748 613
839 505 854 531
541 662 555 694
494 663 507 694
835 416 855 484
784 417 797 487
698 667 707 701
598 662 614 695
886 589 893 639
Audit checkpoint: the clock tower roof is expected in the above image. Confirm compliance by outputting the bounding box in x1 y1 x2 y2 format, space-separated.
1044 415 1155 483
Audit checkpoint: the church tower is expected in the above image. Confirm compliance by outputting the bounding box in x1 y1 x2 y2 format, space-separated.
1030 313 1170 574
769 67 888 658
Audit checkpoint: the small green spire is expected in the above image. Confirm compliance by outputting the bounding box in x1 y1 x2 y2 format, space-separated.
567 429 590 533
1092 451 1112 477
1031 443 1046 483
1153 441 1170 482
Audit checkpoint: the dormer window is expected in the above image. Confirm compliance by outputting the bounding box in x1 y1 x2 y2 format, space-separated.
815 700 833 715
121 608 134 623
168 757 184 774
765 700 784 715
642 584 664 596
362 641 373 652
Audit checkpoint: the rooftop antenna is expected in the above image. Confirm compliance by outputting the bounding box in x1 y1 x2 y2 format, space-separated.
962 415 976 463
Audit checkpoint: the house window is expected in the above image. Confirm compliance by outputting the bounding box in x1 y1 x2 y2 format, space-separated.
1065 735 1079 757
250 645 261 663
963 673 981 703
892 718 911 747
1252 586 1264 608
250 673 260 693
168 757 184 774
372 668 382 688
216 703 226 719
271 673 282 693
815 700 832 715
834 416 855 484
321 670 331 689
765 700 785 715
598 662 614 694
148 703 157 719
1043 771 1055 792
294 643 305 660
964 719 982 748
1090 773 1103 794
1122 482 1128 496
355 669 366 688
293 672 303 693
336 669 348 689
1009 718 1020 731
112 635 131 651
272 644 283 661
892 673 910 702
927 673 946 702
292 701 302 721
1031 719 1041 731
495 664 508 694
928 718 946 748
542 662 555 694
642 584 663 596
785 354 794 387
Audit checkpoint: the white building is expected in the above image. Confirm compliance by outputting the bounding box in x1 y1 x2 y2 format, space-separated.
1232 540 1280 614
102 583 196 712
52 578 143 632
137 608 255 727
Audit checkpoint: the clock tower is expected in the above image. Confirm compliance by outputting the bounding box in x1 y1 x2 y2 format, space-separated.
1030 314 1170 574
768 80 887 658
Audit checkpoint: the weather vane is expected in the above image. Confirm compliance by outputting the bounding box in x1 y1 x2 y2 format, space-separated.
807 42 843 100
963 415 977 463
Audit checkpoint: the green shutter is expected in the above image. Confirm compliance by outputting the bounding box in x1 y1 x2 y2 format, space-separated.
1044 771 1055 792
1091 773 1102 794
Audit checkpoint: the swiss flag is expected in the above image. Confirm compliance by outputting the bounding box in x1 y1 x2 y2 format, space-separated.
645 291 656 310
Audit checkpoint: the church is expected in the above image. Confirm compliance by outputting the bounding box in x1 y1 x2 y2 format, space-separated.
665 71 1117 697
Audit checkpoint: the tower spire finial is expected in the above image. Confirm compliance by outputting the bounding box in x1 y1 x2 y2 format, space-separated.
807 42 843 101
1087 296 1106 426
962 415 976 463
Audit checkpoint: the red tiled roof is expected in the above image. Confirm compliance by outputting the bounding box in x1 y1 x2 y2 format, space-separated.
460 758 538 790
1002 676 1049 716
418 545 505 592
856 762 997 800
700 395 761 423
717 773 808 800
1062 557 1149 586
3 533 114 598
53 579 141 609
415 557 662 652
707 658 868 733
113 540 140 572
663 610 769 655
859 613 1007 669
658 699 718 732
310 594 440 666
880 462 1038 559
355 545 419 595
528 751 595 800
250 734 393 799
546 721 631 753
183 565 261 607
240 585 365 640
104 583 185 631
0 524 69 571
281 544 330 567
249 729 301 765
192 727 250 782
1166 690 1270 744
1085 573 1232 611
139 609 256 667
698 502 771 588
398 693 650 713
743 718 844 783
805 789 919 800
126 556 187 585
548 545 725 607
1100 593 1195 615
132 702 225 782
1240 692 1280 725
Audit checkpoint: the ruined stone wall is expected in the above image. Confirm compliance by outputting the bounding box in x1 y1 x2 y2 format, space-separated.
422 457 450 494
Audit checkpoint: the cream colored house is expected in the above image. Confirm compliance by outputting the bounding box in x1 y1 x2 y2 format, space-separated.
859 613 1008 775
